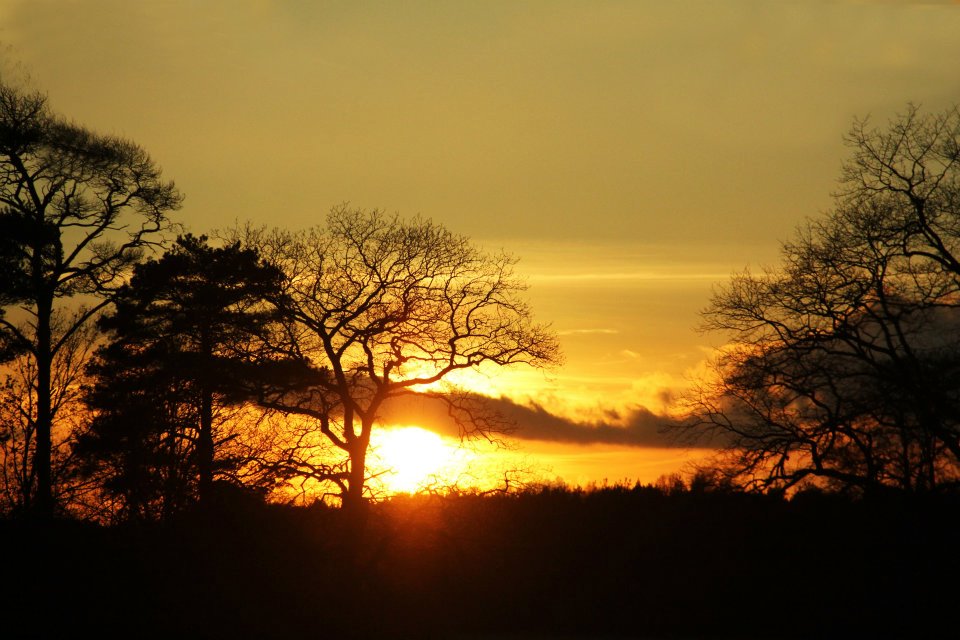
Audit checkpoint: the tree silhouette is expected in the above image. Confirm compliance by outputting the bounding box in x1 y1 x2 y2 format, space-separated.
0 80 181 517
78 235 285 519
0 315 97 516
238 206 561 512
693 104 960 494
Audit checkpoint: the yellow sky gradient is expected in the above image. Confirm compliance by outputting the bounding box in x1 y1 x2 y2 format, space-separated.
3 0 960 486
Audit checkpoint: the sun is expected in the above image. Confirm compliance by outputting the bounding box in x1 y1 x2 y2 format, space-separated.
371 426 467 494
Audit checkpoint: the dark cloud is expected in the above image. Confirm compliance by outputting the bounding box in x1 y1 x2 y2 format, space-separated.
379 392 688 448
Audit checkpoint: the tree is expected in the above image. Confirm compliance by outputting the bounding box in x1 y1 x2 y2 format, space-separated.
692 104 960 495
243 206 560 511
0 80 182 516
78 235 287 520
0 314 98 516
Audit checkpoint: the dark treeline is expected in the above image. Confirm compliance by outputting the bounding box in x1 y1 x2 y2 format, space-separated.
2 483 956 639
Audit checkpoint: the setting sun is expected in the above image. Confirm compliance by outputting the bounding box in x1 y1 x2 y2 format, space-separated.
371 426 470 494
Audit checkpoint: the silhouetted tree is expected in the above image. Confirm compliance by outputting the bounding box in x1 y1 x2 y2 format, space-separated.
0 315 98 516
237 206 561 511
692 104 960 494
0 80 181 517
78 235 284 520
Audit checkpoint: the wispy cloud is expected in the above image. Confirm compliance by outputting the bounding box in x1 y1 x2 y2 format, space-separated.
528 272 730 284
557 328 619 336
381 392 695 448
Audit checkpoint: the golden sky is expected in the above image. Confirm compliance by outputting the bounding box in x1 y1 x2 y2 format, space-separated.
4 0 960 486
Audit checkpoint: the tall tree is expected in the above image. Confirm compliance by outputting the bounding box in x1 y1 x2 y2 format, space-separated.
0 314 98 516
0 80 181 516
244 206 561 511
79 235 286 519
692 104 960 494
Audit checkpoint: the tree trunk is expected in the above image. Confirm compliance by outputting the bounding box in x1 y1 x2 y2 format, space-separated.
197 329 215 505
341 439 371 564
344 442 368 514
197 385 214 505
33 293 53 519
341 424 373 554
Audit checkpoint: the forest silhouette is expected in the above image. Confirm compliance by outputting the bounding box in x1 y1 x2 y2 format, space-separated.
4 483 957 638
2 78 960 638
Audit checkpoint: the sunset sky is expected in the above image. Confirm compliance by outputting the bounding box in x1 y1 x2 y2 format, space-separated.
4 0 960 488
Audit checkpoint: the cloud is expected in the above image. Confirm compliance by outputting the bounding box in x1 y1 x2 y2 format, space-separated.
528 272 731 284
557 328 619 336
379 392 689 448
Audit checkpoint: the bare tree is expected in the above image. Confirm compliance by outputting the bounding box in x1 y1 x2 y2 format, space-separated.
839 103 960 279
0 80 181 516
0 312 99 516
690 104 960 495
240 206 560 511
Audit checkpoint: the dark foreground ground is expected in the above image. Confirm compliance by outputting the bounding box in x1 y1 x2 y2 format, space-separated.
2 486 957 639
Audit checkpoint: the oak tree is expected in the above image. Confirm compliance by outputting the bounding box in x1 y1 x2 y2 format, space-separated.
244 206 560 510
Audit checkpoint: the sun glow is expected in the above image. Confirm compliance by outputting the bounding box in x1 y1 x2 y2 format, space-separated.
371 426 472 494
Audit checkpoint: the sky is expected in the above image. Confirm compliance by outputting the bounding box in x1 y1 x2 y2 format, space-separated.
3 0 960 487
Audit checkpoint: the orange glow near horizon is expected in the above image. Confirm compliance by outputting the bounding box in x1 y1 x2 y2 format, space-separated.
364 423 715 498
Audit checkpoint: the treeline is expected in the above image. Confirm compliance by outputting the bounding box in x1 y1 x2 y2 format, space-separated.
2 483 955 638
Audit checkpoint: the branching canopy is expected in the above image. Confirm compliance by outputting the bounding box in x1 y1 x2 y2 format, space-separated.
692 105 960 495
242 206 560 505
